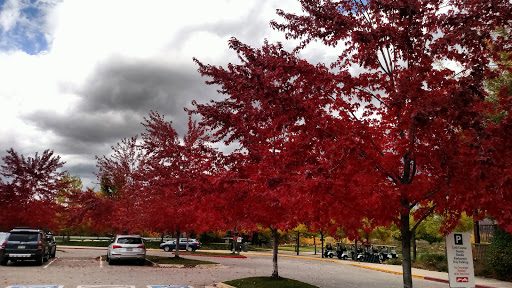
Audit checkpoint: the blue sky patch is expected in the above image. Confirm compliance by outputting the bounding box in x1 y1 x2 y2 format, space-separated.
0 0 52 54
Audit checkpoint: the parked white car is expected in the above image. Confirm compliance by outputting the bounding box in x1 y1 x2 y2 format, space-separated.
107 235 146 265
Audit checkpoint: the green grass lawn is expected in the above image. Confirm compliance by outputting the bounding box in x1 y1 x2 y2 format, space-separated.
58 240 163 249
278 246 317 253
225 277 318 288
58 240 110 247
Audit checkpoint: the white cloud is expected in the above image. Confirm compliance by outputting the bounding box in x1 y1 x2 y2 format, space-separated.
0 0 21 32
0 0 315 187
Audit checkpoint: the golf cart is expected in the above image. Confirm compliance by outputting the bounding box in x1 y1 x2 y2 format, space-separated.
375 245 398 262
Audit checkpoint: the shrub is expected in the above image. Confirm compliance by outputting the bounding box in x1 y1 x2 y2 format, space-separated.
199 232 225 244
386 258 402 265
412 253 448 272
486 230 512 281
201 243 230 250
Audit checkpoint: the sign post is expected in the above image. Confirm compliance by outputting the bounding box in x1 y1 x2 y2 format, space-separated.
446 232 475 288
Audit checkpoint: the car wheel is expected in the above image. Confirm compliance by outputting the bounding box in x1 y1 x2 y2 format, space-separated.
343 255 348 260
329 254 333 258
51 248 56 258
0 257 8 266
108 259 115 265
163 246 170 252
36 255 44 266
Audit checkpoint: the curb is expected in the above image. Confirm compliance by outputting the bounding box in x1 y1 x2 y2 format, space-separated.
155 263 223 269
168 252 246 259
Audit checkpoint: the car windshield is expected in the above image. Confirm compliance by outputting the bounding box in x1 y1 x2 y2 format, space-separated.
117 237 142 244
9 233 38 242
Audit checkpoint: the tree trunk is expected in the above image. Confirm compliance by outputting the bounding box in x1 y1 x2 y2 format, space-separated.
314 236 317 255
474 220 480 244
236 236 240 256
320 232 325 258
401 212 413 288
412 229 417 262
354 239 358 260
296 231 300 256
175 230 180 258
271 228 279 278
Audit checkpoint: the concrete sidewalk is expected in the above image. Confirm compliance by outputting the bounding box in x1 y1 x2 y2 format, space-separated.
235 249 512 288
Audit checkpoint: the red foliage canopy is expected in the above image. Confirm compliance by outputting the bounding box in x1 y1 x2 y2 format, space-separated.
194 0 511 285
68 112 222 235
0 148 67 231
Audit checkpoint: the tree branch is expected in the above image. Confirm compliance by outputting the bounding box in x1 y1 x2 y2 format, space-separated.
379 47 392 77
355 88 392 110
409 187 440 209
411 205 437 232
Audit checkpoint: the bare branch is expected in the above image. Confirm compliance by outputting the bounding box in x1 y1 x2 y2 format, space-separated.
379 47 392 77
356 88 392 110
411 205 437 232
409 187 440 209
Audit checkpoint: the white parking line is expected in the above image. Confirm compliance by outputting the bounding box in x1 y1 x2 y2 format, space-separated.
7 286 63 288
99 256 103 268
43 258 58 269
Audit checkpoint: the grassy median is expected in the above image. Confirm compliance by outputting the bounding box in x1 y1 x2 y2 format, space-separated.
224 277 318 288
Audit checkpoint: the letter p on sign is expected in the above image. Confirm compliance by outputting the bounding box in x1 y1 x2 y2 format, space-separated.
454 234 463 245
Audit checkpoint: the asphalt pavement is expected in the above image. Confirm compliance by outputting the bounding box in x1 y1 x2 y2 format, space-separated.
231 249 512 288
5 246 510 288
60 246 512 287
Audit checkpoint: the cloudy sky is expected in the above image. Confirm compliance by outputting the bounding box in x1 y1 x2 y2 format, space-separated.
0 0 340 188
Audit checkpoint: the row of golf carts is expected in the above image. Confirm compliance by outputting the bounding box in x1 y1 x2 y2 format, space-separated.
323 243 398 263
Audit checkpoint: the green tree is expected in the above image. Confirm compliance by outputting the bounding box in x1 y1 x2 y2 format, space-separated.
486 28 512 123
487 229 512 281
56 173 84 239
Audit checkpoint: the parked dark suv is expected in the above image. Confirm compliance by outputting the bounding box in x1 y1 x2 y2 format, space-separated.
0 228 51 266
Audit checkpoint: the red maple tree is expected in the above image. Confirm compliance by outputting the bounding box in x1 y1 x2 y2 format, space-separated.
193 0 512 286
138 112 221 256
63 137 146 234
0 148 67 231
192 38 351 277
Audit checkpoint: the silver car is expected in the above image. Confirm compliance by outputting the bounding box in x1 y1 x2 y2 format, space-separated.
107 235 146 265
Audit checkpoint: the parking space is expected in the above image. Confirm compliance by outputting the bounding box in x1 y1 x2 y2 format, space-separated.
44 257 99 269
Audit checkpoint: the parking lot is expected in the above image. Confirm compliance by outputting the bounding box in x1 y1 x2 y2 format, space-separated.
0 247 450 288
